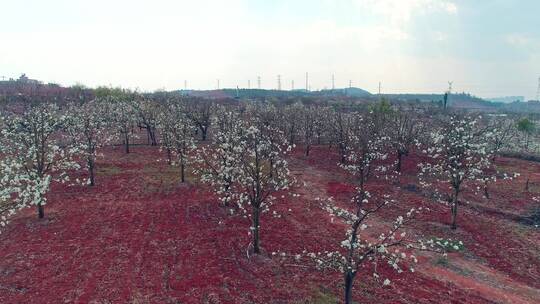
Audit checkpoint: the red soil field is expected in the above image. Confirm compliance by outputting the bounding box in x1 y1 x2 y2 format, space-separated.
0 145 539 303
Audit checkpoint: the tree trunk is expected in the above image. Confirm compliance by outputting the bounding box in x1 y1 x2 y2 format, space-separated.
483 180 489 199
451 202 458 230
180 159 185 183
166 148 172 165
125 133 130 154
450 186 460 229
344 271 355 304
252 206 261 254
396 151 403 172
339 143 346 163
38 203 44 219
451 196 458 230
88 157 95 186
150 128 157 146
305 144 310 156
201 128 207 141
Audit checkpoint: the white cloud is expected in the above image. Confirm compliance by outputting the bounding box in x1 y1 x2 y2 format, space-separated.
505 33 535 47
355 0 458 25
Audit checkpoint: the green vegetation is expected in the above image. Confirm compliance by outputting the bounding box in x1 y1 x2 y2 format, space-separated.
430 237 465 252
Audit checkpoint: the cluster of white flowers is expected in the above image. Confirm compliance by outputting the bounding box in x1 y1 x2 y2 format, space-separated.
0 103 82 229
418 115 499 228
64 100 117 186
109 96 140 153
157 100 198 182
195 104 294 253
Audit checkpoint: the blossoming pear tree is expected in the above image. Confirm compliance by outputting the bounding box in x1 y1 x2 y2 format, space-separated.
109 96 137 154
65 100 115 186
158 100 197 183
419 115 494 229
1 103 81 220
389 105 427 173
196 108 242 207
197 109 293 255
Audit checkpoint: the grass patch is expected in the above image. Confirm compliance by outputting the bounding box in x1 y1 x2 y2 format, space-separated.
141 165 201 194
96 165 122 176
296 287 339 304
435 256 449 267
521 206 540 228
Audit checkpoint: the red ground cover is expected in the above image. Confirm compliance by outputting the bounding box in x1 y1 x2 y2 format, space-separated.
0 145 538 303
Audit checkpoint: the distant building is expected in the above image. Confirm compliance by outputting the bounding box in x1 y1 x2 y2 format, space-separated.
17 73 41 85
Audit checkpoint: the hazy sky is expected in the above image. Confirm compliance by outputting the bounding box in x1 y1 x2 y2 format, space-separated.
1 0 539 99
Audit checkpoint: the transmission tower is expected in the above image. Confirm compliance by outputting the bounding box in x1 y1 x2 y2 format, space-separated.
536 76 540 101
443 81 453 110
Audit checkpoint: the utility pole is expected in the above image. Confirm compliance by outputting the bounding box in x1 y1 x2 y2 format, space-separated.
332 74 335 90
277 75 281 91
291 80 295 91
184 80 187 90
257 76 261 89
217 79 220 90
349 80 352 89
248 80 251 89
305 72 309 91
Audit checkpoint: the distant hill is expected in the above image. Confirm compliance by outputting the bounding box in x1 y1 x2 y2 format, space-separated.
500 100 540 113
487 96 525 103
382 93 496 110
176 87 372 99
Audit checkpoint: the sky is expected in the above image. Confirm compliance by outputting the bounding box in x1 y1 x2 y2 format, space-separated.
1 0 539 99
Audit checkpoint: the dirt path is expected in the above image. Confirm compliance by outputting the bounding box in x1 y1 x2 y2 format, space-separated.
289 153 540 304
